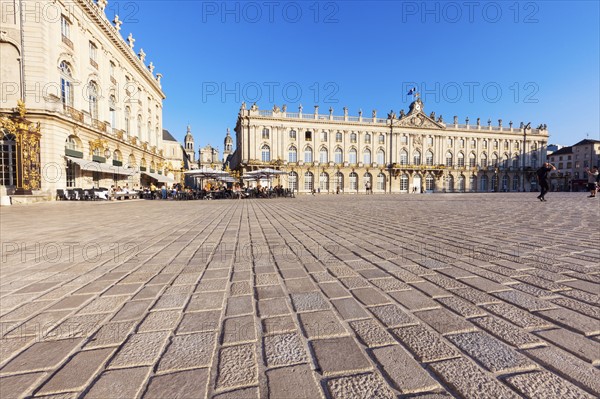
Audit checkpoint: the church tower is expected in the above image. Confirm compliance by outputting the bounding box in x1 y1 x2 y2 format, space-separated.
184 125 195 163
223 128 233 162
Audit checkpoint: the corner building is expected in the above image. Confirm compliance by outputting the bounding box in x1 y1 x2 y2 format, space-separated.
232 100 549 194
1 0 167 201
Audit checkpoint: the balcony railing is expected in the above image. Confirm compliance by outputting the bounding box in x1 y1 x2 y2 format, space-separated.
92 119 107 133
62 35 73 49
64 105 84 123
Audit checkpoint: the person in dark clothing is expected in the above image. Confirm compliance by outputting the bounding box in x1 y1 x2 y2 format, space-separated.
536 162 556 201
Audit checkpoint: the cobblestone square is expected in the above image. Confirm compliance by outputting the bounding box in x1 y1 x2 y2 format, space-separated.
1 193 599 398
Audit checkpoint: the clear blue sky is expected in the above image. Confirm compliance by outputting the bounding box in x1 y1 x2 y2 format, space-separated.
110 1 599 149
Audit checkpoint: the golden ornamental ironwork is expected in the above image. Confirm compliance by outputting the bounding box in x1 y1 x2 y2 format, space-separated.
89 138 109 155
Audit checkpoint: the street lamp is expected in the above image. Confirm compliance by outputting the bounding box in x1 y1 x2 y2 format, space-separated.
388 110 396 193
521 122 530 192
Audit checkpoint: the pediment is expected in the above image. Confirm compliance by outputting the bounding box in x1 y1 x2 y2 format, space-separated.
395 111 446 129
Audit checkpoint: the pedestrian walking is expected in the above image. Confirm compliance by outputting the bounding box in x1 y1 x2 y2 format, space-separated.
536 162 555 202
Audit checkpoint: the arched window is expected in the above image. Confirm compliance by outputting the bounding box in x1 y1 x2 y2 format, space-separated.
363 148 371 164
336 132 342 142
125 107 131 136
262 128 269 139
364 133 371 144
288 171 298 191
349 148 357 164
147 120 152 144
413 150 421 165
59 61 73 107
377 173 386 191
319 147 328 163
458 174 465 192
0 131 17 186
350 133 357 143
446 151 453 167
304 171 314 191
334 172 344 192
320 172 329 191
87 81 99 119
128 154 136 168
288 146 297 163
261 144 270 162
503 153 510 169
364 172 372 189
65 135 80 151
349 172 358 190
334 147 343 164
480 152 488 168
426 174 435 191
304 146 313 163
400 174 409 191
492 152 499 167
502 174 510 191
469 175 477 192
113 150 122 162
447 174 454 192
457 152 465 167
399 149 408 165
426 150 434 166
109 95 117 129
480 175 489 192
376 149 385 165
469 152 477 167
513 154 520 168
491 173 498 191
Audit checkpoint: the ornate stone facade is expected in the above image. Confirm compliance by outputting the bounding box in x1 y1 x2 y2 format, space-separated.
0 0 168 198
232 99 549 194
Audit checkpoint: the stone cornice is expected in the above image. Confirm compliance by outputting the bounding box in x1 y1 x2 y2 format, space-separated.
75 0 165 99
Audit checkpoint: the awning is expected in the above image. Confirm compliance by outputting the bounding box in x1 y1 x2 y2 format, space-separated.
66 156 136 176
141 171 175 183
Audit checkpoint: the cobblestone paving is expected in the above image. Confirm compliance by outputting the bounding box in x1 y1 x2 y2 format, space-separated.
0 193 598 398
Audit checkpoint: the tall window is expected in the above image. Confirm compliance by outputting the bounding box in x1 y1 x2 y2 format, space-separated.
88 82 99 119
469 152 476 167
377 173 386 190
376 149 385 165
363 149 371 164
426 174 435 191
147 121 152 144
426 150 434 166
261 145 270 162
61 15 70 39
400 174 408 191
379 134 385 144
109 95 117 128
288 146 297 162
289 130 296 140
426 137 433 146
304 171 314 191
0 132 17 186
288 171 297 191
399 149 408 165
401 136 408 144
89 42 98 67
304 146 313 163
349 148 357 164
492 153 499 167
336 132 342 142
513 154 519 168
319 172 329 191
481 153 488 168
483 140 488 149
531 153 538 168
305 131 312 141
470 139 476 148
469 175 477 192
502 175 509 191
457 152 465 167
334 172 344 192
66 159 76 188
413 150 421 165
512 175 519 191
350 133 357 143
319 147 328 163
446 151 453 167
59 61 73 107
349 172 358 190
480 175 488 191
447 175 454 192
125 107 131 136
137 114 142 140
458 175 465 191
262 128 269 139
335 148 343 164
364 133 371 144
364 172 372 189
321 131 328 142
109 61 115 78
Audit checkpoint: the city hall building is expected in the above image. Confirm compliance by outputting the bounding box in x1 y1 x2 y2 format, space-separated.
232 100 549 194
0 0 174 203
